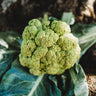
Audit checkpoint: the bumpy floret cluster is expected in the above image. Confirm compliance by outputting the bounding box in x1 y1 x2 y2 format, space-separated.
19 18 81 76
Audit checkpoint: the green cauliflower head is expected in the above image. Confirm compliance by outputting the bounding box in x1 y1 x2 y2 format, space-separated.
19 19 81 76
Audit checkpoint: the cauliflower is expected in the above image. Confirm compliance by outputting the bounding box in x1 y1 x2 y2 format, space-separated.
19 18 81 76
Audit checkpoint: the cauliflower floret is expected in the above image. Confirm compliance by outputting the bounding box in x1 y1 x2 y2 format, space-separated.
22 26 38 40
35 29 59 47
46 63 60 75
29 66 46 76
49 44 61 52
57 33 78 50
23 19 42 40
19 54 28 67
51 20 71 35
32 47 48 59
21 40 36 57
46 50 57 64
28 19 42 28
19 18 81 76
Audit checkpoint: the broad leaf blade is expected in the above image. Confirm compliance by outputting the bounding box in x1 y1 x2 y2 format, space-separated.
49 64 89 96
0 58 61 96
61 12 75 25
69 64 89 96
49 72 75 96
0 31 21 49
72 23 96 56
0 39 18 78
0 53 14 78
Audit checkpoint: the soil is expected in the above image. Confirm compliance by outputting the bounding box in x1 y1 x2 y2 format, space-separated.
0 0 96 96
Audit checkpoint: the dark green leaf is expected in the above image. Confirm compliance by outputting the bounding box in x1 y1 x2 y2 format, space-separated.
49 17 57 22
0 53 14 78
49 72 75 96
69 64 89 96
0 31 21 49
71 23 96 56
49 64 89 96
0 58 61 96
0 32 19 79
61 12 75 25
